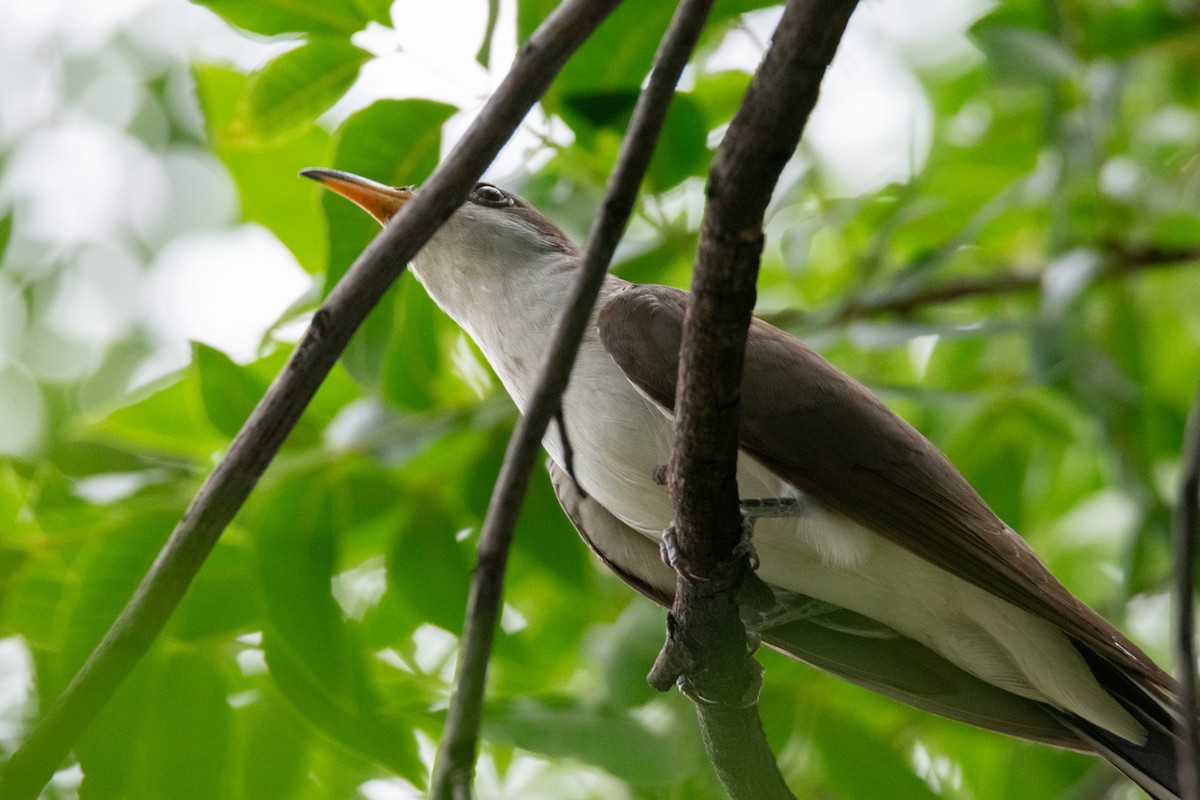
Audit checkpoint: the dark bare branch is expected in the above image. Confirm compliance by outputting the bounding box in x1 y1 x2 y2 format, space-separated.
763 244 1200 330
429 0 717 796
652 1 858 798
1173 379 1200 800
0 2 621 798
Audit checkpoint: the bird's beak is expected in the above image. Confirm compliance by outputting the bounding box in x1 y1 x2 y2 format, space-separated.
300 168 414 225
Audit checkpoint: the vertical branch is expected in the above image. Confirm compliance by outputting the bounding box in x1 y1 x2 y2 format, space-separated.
0 2 621 798
429 0 717 797
650 0 858 797
1173 379 1200 800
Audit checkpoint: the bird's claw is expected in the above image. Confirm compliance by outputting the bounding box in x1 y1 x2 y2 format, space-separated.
659 526 707 583
675 658 764 709
659 523 759 583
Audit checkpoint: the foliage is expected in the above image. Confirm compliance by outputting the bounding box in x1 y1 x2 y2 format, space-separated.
1 0 1199 798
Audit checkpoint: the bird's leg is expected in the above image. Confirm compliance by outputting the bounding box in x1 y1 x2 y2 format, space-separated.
658 533 767 708
730 496 811 576
658 523 758 582
654 480 808 580
740 496 804 521
660 497 803 575
652 474 787 708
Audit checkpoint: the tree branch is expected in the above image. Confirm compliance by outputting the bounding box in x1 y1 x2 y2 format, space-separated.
650 1 857 798
0 2 621 798
1173 379 1200 800
763 244 1200 330
429 1 716 797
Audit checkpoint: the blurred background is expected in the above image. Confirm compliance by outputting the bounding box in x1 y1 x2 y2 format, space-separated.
1 0 1199 797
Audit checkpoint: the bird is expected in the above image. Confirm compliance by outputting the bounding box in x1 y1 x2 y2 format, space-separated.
302 167 1189 799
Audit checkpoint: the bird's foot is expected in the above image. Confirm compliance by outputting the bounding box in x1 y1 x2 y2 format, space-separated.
658 526 699 581
675 655 764 708
658 496 805 582
659 521 758 583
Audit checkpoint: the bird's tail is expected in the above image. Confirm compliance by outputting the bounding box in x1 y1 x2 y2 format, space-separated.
1056 710 1182 799
1055 646 1191 800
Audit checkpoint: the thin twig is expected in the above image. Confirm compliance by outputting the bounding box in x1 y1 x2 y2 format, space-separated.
1173 379 1200 800
653 1 857 798
0 2 620 798
429 1 717 796
763 245 1200 330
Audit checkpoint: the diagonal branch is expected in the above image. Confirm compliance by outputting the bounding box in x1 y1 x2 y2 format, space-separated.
1173 379 1200 800
0 2 621 798
429 1 717 796
650 1 858 798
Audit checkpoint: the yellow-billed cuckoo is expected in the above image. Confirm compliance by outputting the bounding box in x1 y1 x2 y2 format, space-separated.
303 168 1187 799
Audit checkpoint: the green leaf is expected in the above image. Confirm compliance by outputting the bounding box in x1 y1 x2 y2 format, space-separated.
558 87 708 190
4 507 177 697
253 475 345 686
933 723 1091 800
380 280 442 411
387 497 470 633
194 342 268 438
94 369 224 454
350 0 393 27
591 602 670 708
613 230 698 286
145 648 235 800
1083 4 1196 58
324 98 457 287
75 657 157 798
237 40 371 144
229 127 334 272
811 709 941 800
973 26 1079 84
483 697 701 786
476 0 500 66
189 0 369 36
561 90 639 138
251 473 423 783
691 70 752 124
543 0 676 109
193 63 244 134
648 94 708 190
46 439 160 476
265 631 423 784
513 467 588 588
173 534 261 640
238 687 315 800
320 99 456 394
0 212 12 263
520 0 779 116
195 63 333 271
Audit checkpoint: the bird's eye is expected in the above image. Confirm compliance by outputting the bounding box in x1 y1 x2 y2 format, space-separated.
470 183 511 207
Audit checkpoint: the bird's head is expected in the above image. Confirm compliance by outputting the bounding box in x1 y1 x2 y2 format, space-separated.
301 169 579 322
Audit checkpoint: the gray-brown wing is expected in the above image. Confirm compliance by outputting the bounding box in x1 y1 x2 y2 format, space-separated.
547 461 1086 748
596 283 1172 697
